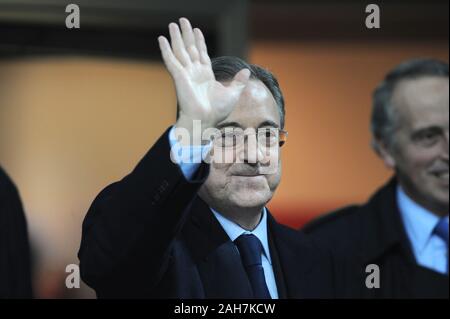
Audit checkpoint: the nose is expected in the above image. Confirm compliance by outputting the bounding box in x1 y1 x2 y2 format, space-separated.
238 133 266 165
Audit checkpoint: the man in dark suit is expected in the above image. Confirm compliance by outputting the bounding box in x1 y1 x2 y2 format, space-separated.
303 58 449 298
78 18 336 298
0 166 33 298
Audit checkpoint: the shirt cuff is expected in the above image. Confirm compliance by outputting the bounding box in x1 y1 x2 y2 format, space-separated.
168 126 212 180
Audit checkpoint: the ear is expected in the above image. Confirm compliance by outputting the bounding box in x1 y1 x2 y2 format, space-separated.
373 138 396 169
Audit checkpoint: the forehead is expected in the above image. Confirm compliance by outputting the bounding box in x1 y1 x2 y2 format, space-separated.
392 76 449 130
219 79 280 128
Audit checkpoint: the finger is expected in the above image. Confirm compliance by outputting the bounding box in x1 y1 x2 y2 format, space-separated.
158 36 183 75
194 28 211 65
169 22 191 67
180 18 200 62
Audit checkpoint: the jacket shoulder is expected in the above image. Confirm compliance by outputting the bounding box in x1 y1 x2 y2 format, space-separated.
302 205 360 233
302 179 397 243
0 166 11 187
274 220 332 255
300 205 363 252
0 167 19 199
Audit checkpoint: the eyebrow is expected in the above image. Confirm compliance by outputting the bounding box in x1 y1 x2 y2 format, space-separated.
216 120 280 130
258 120 280 129
216 122 243 130
411 126 443 137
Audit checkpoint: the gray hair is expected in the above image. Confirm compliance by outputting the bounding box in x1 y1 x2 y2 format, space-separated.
177 56 286 129
371 58 449 150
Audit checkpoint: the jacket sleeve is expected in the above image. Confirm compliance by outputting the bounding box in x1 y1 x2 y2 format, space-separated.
78 127 209 296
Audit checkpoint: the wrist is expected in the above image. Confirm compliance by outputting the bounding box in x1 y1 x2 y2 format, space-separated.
174 117 215 146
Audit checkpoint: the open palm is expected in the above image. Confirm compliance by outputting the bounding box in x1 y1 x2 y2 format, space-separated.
158 18 250 129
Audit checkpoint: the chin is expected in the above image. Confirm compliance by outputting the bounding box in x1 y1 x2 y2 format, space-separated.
229 190 272 208
431 191 449 210
425 178 449 205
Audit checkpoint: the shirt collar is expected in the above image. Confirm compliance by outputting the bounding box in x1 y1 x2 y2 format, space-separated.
397 185 442 254
211 207 272 264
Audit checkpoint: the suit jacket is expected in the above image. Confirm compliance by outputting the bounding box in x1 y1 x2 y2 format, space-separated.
79 128 337 298
302 178 449 299
0 166 33 298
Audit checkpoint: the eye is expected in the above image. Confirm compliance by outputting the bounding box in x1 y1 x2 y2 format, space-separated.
221 132 236 146
217 130 242 148
414 130 440 147
258 128 278 146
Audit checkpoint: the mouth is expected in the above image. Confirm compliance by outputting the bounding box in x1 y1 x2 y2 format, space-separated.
232 173 267 180
233 174 263 178
431 170 449 183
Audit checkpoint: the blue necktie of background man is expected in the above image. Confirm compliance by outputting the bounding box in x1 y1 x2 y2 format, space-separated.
434 218 449 274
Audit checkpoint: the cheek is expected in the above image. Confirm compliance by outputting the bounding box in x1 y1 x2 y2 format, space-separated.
259 147 281 175
262 160 282 192
206 162 232 188
268 167 282 191
212 160 235 175
402 146 439 171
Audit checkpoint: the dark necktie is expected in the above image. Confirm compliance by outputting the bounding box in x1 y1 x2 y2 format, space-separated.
234 234 271 299
434 218 449 274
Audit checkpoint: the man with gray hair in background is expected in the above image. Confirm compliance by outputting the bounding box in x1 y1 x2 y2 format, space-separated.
303 58 449 298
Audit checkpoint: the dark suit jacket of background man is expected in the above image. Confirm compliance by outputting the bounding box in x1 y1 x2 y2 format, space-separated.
79 128 338 298
303 178 449 298
0 166 33 298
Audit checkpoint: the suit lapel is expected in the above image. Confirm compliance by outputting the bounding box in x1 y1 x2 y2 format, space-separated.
267 212 318 298
268 231 288 298
360 178 416 265
182 199 322 298
359 178 449 298
182 196 253 298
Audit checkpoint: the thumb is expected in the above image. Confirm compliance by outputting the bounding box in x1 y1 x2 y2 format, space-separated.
229 68 250 90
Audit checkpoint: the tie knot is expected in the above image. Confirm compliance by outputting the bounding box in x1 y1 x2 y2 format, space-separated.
434 218 449 245
234 234 263 268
